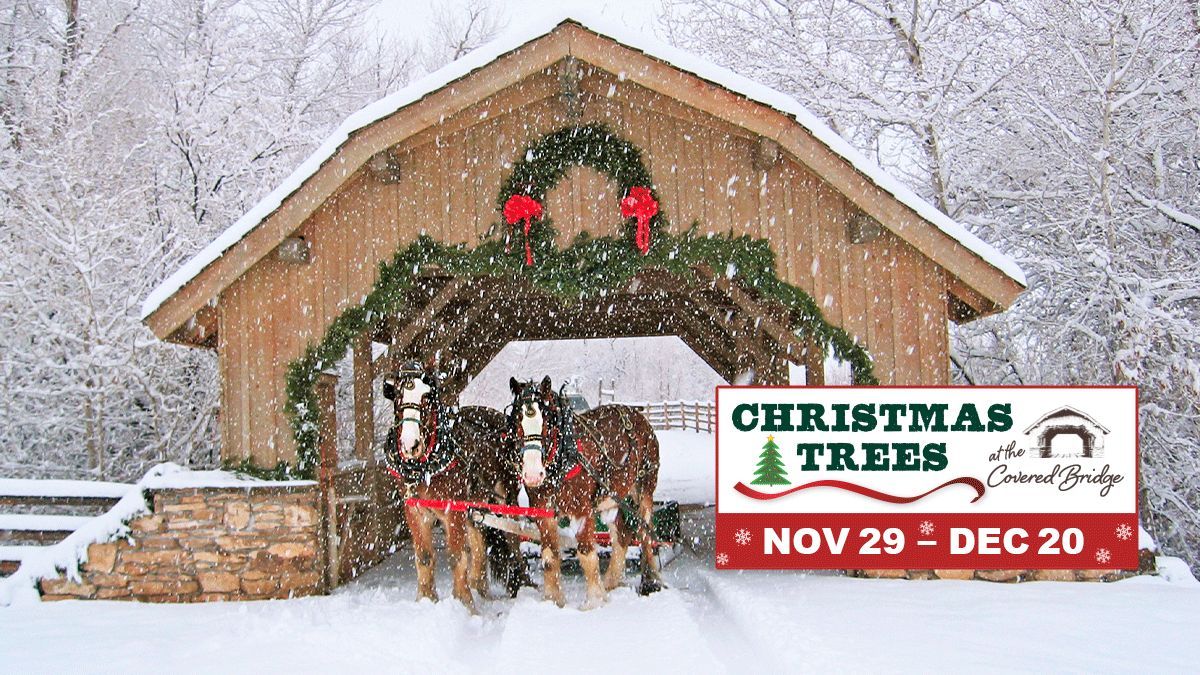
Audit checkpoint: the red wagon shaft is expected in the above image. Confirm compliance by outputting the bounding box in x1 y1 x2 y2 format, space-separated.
403 496 555 520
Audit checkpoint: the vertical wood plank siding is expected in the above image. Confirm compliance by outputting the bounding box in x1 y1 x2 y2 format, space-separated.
217 68 949 466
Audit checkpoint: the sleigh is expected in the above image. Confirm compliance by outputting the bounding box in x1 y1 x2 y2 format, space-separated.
405 497 684 571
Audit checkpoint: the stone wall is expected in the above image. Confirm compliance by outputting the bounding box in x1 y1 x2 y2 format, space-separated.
39 484 324 602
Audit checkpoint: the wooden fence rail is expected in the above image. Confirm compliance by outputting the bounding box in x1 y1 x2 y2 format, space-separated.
0 478 131 577
627 400 716 433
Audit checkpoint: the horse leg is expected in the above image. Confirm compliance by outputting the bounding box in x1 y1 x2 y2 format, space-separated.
485 483 533 597
537 516 565 607
499 528 533 597
603 508 629 591
577 516 607 610
637 492 665 595
466 522 490 600
446 512 477 613
407 507 438 602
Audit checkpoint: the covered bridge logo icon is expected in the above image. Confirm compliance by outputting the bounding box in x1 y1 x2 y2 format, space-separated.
1023 406 1110 459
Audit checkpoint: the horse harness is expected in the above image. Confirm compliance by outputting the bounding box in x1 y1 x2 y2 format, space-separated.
509 388 652 533
384 411 464 489
383 368 468 494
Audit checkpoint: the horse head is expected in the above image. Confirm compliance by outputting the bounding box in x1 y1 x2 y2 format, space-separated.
384 360 440 461
507 375 564 488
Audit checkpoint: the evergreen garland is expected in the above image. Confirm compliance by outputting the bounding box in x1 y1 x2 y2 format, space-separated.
280 229 877 479
264 123 878 479
497 124 666 255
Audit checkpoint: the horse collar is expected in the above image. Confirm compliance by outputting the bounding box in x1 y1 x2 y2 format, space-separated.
390 406 458 485
542 415 586 487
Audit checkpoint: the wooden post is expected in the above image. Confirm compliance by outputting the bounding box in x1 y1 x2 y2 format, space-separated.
352 334 375 463
315 372 340 590
803 340 825 386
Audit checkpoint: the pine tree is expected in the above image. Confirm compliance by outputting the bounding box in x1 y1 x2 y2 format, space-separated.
751 435 789 486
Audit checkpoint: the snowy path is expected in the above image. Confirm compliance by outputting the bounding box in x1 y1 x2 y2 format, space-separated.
3 508 1198 673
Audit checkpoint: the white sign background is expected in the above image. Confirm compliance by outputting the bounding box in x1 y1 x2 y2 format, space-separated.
717 387 1137 514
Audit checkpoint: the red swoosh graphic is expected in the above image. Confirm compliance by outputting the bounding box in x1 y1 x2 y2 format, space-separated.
734 476 985 504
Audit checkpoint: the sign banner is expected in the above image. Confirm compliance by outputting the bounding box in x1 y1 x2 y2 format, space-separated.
715 386 1138 570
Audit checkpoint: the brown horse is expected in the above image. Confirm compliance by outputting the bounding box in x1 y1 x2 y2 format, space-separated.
384 362 529 612
506 376 664 609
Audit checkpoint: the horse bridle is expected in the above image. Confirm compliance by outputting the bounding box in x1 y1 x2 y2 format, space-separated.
508 383 557 454
390 368 439 462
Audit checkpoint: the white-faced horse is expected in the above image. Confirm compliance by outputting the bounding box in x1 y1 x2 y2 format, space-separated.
506 376 664 609
383 361 529 611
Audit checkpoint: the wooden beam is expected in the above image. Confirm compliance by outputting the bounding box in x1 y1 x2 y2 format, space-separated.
752 136 781 172
167 304 218 349
365 147 403 184
273 236 312 264
352 334 375 463
421 282 498 362
945 272 998 323
315 371 339 588
693 264 811 363
846 213 884 245
380 277 468 374
802 337 825 386
558 56 583 122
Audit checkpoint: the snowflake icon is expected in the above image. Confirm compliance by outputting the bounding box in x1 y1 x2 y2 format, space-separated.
1115 523 1133 541
1095 548 1112 565
734 528 752 546
918 520 935 536
716 552 730 566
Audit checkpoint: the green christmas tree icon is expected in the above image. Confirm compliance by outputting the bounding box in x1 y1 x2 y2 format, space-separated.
751 435 790 486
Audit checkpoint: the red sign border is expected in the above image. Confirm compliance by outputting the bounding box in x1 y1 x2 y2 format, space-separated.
713 384 1140 570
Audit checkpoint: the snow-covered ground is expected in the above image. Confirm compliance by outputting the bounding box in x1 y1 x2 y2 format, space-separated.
656 429 715 505
3 438 1197 672
2 507 1197 674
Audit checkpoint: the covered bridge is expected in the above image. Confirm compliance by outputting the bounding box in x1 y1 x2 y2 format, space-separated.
140 12 1023 579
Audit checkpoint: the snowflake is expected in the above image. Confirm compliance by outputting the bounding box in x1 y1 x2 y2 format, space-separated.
734 528 752 546
716 552 730 566
1095 548 1112 565
1115 523 1133 541
918 520 935 536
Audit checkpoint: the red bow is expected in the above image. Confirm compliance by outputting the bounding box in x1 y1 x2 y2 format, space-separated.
503 194 543 266
620 186 658 255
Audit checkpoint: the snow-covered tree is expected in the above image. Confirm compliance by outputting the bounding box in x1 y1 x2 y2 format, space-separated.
0 0 443 480
662 0 1200 569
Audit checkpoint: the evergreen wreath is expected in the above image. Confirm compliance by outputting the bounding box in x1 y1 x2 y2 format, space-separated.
264 125 879 480
497 124 665 263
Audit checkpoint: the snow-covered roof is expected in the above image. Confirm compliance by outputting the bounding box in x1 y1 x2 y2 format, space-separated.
141 9 1025 322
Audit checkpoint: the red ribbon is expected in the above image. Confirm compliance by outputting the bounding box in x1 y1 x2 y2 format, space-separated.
733 476 986 504
503 194 543 266
620 186 658 255
401 496 556 519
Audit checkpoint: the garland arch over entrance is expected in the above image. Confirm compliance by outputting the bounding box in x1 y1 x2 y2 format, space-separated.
282 125 876 478
497 124 666 263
